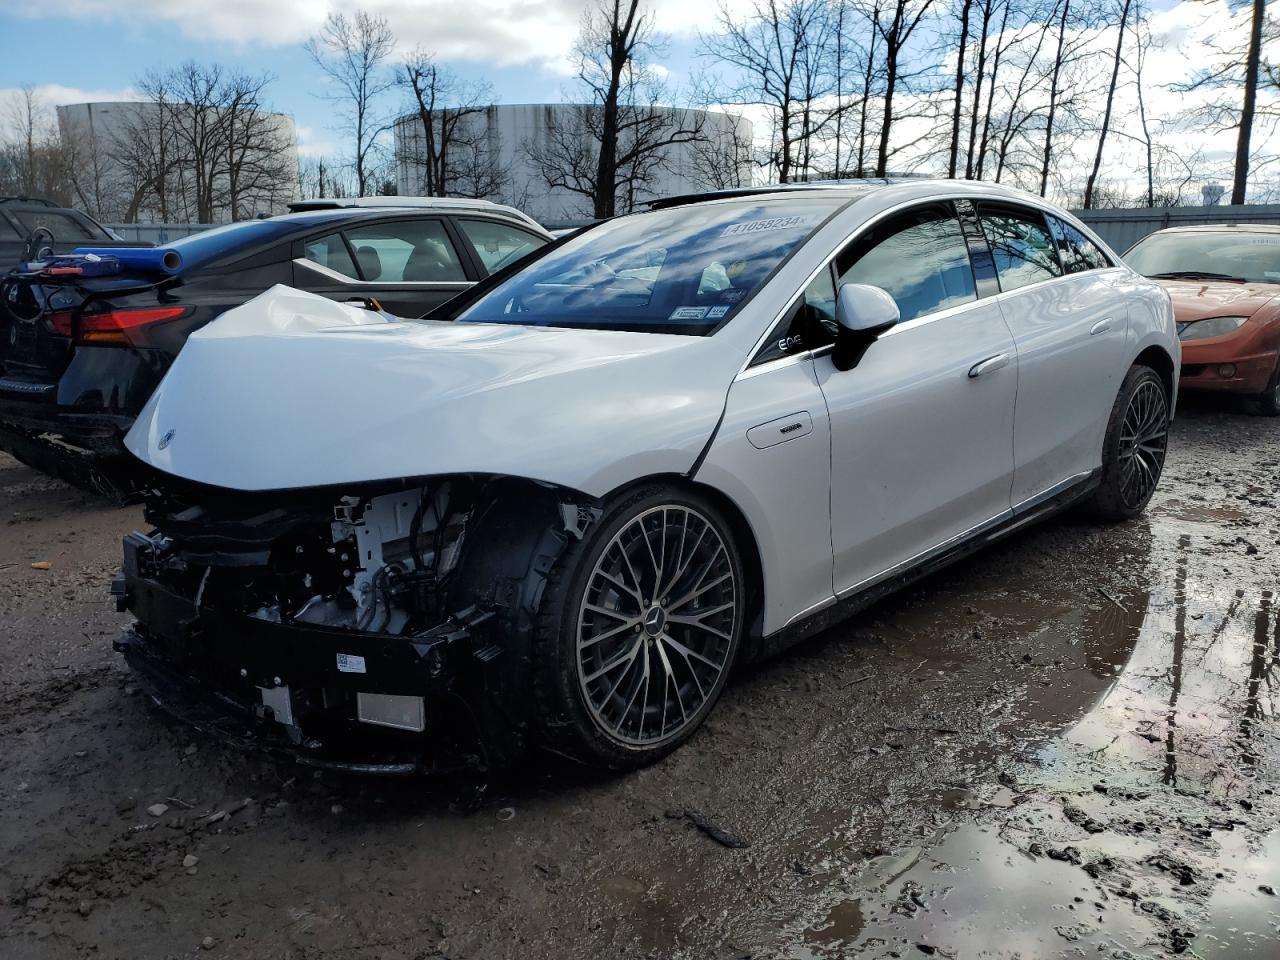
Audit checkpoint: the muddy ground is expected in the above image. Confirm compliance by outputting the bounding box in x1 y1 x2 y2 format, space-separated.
1 397 1277 960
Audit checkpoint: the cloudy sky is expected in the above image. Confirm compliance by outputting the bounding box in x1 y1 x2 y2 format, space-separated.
0 0 727 158
0 0 1271 198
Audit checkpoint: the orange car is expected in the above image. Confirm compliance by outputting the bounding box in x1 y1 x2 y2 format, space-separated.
1125 224 1280 415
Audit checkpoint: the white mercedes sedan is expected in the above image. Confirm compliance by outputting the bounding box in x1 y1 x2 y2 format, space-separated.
115 180 1178 772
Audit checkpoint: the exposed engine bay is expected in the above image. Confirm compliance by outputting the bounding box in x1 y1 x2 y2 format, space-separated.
115 475 595 773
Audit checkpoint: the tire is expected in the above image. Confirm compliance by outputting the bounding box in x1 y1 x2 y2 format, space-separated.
1090 365 1169 520
532 484 746 769
1255 361 1280 417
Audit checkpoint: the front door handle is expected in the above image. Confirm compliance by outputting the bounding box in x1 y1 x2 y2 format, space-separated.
968 353 1010 379
1090 318 1114 336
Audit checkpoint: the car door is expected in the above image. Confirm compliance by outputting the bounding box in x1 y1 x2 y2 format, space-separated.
694 274 840 637
293 217 474 316
817 201 1019 597
975 203 1129 506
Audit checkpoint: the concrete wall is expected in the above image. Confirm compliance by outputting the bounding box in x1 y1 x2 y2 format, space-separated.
393 103 752 226
1072 205 1280 254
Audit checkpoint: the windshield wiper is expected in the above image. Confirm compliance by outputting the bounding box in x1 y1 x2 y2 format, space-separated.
1148 271 1247 282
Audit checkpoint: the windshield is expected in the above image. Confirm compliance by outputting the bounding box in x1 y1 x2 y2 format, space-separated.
1125 230 1280 283
456 199 844 335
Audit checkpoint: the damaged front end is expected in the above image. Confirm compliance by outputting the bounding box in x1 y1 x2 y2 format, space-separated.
114 475 594 774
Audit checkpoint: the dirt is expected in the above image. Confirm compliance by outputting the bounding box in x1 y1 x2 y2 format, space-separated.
1 395 1277 960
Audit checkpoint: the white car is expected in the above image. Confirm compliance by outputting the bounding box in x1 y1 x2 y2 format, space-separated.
114 180 1178 773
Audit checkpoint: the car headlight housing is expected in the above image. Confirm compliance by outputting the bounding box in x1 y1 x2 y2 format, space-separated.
1177 316 1248 341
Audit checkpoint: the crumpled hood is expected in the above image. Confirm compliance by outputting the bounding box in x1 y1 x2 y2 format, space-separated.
125 286 736 493
1155 279 1280 322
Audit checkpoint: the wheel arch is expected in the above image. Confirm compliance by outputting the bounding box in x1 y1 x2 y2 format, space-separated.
602 472 768 646
1133 344 1176 406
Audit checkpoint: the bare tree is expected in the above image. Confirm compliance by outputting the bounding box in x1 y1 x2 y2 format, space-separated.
1131 1 1155 208
447 126 511 199
0 87 87 208
1082 0 1133 209
688 111 755 189
872 0 936 176
1038 0 1072 195
103 63 294 222
298 155 356 200
946 0 975 177
702 0 844 183
1232 0 1267 204
529 0 707 217
396 50 495 197
306 11 395 196
987 51 1041 181
4 85 40 195
110 93 174 221
222 72 296 218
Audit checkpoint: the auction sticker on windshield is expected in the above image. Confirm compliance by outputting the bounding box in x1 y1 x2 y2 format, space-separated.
670 306 709 320
721 216 809 237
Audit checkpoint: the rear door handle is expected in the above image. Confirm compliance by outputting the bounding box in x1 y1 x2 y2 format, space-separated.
1090 318 1114 336
968 353 1010 379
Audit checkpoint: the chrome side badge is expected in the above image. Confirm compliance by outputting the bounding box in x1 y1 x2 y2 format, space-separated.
158 429 176 450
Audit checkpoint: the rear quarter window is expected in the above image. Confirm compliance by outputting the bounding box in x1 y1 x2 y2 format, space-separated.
1048 216 1111 273
977 205 1063 292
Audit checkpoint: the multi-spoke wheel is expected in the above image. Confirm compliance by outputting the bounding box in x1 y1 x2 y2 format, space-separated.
1092 365 1169 520
1117 377 1169 509
533 487 745 768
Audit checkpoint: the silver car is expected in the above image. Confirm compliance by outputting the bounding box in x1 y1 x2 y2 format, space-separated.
117 180 1178 772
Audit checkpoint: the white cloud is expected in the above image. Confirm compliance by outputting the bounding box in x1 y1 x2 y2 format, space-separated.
10 0 748 75
22 0 588 70
294 123 342 159
0 83 142 107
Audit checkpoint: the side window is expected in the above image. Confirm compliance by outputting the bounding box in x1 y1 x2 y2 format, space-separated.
343 219 466 283
1048 216 1111 273
977 205 1063 291
457 219 547 274
836 204 977 323
303 232 358 279
750 267 838 366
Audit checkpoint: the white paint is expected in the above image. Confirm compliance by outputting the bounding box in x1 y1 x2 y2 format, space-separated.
125 180 1178 637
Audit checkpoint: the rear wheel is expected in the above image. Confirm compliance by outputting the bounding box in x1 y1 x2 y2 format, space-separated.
532 485 745 769
1090 365 1169 520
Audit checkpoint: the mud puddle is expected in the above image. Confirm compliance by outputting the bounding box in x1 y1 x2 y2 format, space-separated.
589 506 1279 960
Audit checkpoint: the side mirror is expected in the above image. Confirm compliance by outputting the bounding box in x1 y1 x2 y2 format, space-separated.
832 283 899 371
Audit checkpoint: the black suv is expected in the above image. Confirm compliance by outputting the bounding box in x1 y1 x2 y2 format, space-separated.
0 199 550 495
0 196 122 269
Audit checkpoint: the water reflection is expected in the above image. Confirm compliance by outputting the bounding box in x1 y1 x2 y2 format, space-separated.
768 518 1280 959
1060 529 1278 796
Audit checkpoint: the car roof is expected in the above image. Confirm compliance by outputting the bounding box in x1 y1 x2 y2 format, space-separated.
288 196 544 230
648 178 1053 211
1148 223 1280 235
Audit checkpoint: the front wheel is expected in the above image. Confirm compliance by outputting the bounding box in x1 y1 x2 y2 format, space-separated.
532 486 745 769
1090 365 1169 520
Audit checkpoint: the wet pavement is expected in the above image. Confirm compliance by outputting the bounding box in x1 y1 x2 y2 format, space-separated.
0 395 1277 959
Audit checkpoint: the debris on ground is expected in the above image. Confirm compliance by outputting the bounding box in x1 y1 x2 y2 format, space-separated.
670 810 750 849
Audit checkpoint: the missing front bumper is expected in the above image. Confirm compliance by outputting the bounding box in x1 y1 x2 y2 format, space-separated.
115 572 497 774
